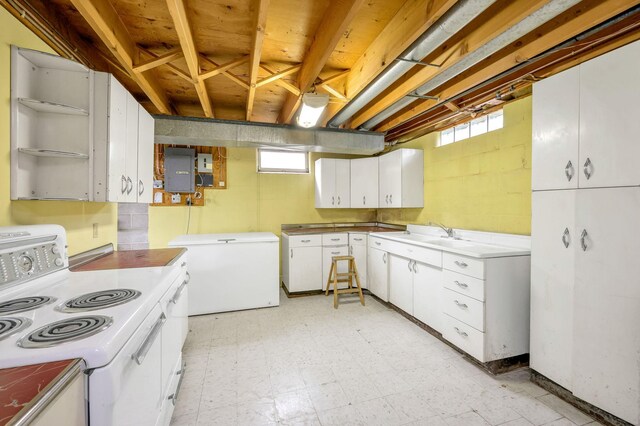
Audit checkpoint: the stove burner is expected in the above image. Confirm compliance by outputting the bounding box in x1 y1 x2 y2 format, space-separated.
17 315 113 348
0 296 55 315
0 317 32 341
58 289 141 313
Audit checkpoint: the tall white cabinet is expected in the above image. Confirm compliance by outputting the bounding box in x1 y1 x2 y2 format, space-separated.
531 39 640 425
350 157 378 208
315 159 350 208
379 148 423 208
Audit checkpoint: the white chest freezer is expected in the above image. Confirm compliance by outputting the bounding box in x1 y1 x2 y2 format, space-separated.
168 232 279 315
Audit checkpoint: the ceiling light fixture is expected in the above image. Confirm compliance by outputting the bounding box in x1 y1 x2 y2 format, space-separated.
297 92 329 128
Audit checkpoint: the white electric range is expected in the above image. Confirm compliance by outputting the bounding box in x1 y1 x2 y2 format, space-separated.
0 225 189 426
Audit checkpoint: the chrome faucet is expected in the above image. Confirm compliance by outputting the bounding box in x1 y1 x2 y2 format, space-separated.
429 222 455 238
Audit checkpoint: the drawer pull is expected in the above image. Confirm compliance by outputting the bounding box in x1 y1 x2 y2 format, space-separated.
453 300 468 309
375 241 381 246
454 280 468 289
301 239 311 243
454 260 468 268
181 261 186 267
454 327 468 337
354 238 363 241
331 238 340 241
331 251 340 255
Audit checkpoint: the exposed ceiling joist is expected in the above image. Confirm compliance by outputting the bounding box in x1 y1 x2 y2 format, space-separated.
200 54 250 90
68 0 172 114
256 65 301 88
199 56 249 81
247 0 271 120
277 0 366 124
133 48 183 73
260 64 300 96
139 47 192 83
165 0 214 118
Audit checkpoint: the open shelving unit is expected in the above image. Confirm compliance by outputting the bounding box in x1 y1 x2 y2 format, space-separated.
10 46 93 201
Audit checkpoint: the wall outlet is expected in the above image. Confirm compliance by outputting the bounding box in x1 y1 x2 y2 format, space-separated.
171 194 181 203
198 153 213 173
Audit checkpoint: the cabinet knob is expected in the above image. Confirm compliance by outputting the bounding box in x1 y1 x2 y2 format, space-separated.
562 228 570 248
580 229 589 251
583 157 593 180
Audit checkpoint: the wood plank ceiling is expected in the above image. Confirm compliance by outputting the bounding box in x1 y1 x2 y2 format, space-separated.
3 0 640 144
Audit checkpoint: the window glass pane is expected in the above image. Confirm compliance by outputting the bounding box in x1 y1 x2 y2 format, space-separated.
440 128 454 146
470 115 488 137
488 110 504 131
258 149 308 173
454 123 469 142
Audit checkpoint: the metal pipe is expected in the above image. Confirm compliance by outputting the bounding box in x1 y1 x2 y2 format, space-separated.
326 0 497 128
360 0 583 130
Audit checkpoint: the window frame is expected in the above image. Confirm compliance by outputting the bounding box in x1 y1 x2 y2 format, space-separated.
438 109 504 147
257 148 310 174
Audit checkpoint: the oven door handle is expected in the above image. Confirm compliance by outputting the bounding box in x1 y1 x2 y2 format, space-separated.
132 313 165 365
171 279 188 304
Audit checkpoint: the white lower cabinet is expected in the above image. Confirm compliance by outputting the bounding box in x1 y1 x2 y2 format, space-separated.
367 246 389 301
389 255 415 316
322 245 349 290
412 261 442 332
349 233 367 288
282 234 323 292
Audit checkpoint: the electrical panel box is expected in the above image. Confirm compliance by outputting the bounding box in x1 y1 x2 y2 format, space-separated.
198 153 213 173
165 148 195 193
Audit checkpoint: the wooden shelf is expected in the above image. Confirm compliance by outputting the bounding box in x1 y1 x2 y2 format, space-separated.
18 148 89 159
18 48 89 73
18 98 88 116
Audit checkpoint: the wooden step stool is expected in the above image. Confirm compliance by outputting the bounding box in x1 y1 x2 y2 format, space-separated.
325 255 365 309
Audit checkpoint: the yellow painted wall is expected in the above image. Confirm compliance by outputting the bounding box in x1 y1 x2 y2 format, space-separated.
149 150 376 248
377 97 532 235
0 8 117 254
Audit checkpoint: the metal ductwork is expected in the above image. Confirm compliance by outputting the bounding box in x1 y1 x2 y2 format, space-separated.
154 116 384 155
360 0 583 130
327 0 498 129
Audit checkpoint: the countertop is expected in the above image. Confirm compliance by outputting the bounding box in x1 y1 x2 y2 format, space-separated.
70 248 186 272
282 226 402 236
0 359 83 426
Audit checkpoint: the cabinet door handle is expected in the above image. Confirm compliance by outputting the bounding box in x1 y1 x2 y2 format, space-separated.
290 249 293 258
454 300 468 309
562 228 570 248
121 175 127 194
383 253 386 263
564 160 574 182
413 262 417 273
337 196 341 205
389 194 392 204
332 196 335 205
126 177 133 194
184 271 191 283
363 196 366 205
349 246 353 255
583 157 593 180
385 195 389 204
580 229 589 252
454 327 468 337
138 179 144 196
407 260 412 271
454 280 468 289
454 260 468 268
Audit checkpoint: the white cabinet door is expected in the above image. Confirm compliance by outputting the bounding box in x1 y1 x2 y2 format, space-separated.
350 243 367 288
579 41 640 188
315 158 336 208
350 157 378 208
530 190 576 389
368 247 389 301
379 150 401 207
289 246 323 292
106 76 127 202
136 106 154 203
532 67 579 191
413 261 442 333
334 159 350 208
322 246 349 290
389 254 414 315
399 149 424 208
123 93 139 202
572 187 640 424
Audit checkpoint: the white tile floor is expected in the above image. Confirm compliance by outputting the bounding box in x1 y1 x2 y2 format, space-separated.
171 291 600 426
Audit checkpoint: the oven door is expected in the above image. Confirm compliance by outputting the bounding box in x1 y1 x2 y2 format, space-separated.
89 304 165 426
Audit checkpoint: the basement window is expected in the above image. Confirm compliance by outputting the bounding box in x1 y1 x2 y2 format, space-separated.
439 109 504 147
257 149 309 174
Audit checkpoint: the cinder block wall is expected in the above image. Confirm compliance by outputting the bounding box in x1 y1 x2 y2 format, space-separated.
118 203 149 250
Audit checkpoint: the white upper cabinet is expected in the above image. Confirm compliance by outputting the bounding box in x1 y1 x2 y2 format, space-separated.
350 157 378 208
579 41 640 188
532 67 579 191
10 46 93 201
93 72 154 203
378 148 424 208
315 158 350 208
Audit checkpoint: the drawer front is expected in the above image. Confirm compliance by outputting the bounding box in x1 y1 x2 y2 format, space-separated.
369 236 391 251
443 270 485 302
442 288 485 332
322 233 348 246
392 243 441 268
349 233 367 246
289 234 322 247
443 253 485 279
443 314 485 362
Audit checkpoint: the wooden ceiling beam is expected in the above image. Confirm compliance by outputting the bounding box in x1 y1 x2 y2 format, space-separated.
68 0 172 114
256 65 301 88
133 48 183 73
276 0 366 124
377 0 640 133
201 54 250 90
260 64 300 96
165 0 214 118
350 0 553 128
139 47 193 83
199 56 249 81
246 0 270 121
318 84 348 101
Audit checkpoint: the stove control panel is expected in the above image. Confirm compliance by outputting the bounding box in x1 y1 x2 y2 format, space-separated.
0 242 64 288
